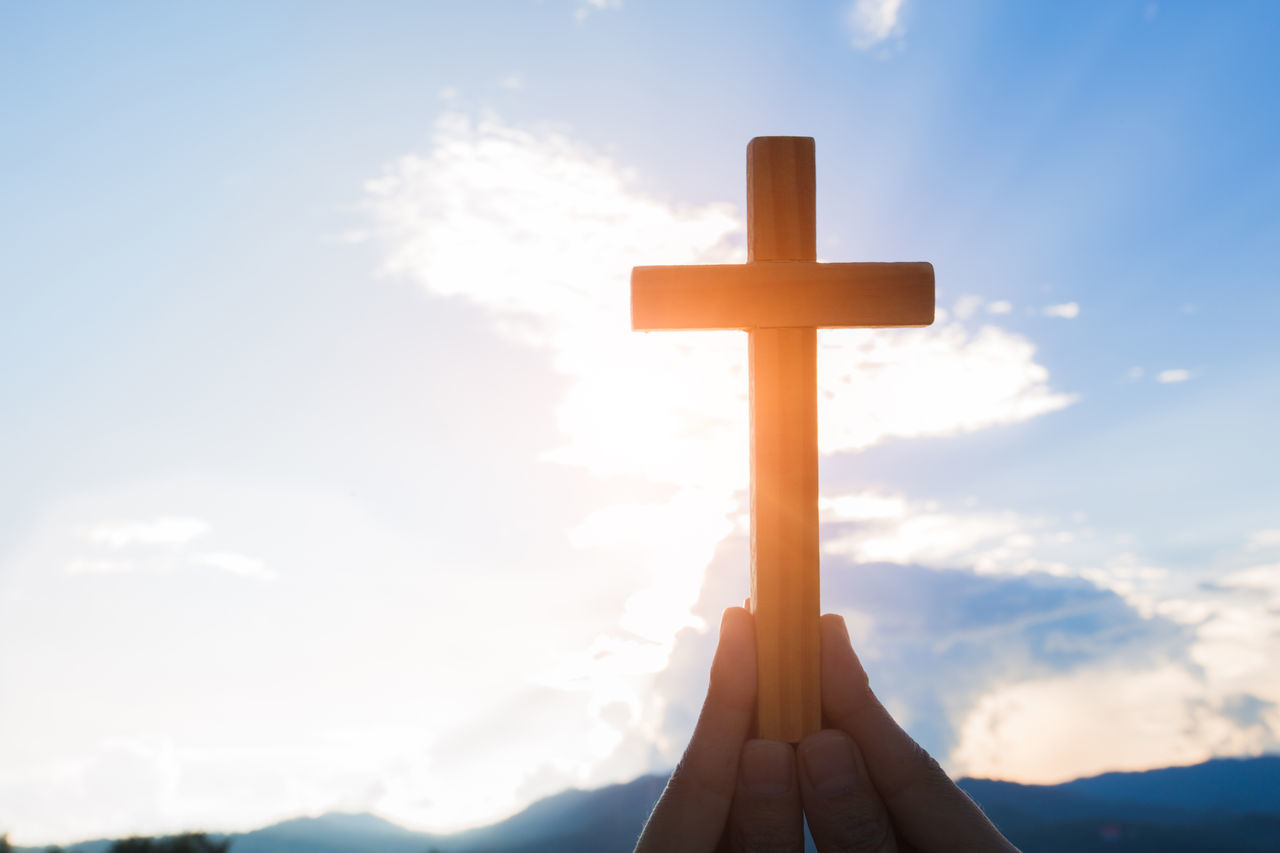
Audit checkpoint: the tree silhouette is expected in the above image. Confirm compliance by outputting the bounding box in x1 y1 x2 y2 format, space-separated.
109 834 229 853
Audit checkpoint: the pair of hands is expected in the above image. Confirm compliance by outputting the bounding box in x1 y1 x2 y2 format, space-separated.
635 608 1019 852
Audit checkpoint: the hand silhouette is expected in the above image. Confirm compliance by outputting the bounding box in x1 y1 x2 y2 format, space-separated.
635 607 1020 852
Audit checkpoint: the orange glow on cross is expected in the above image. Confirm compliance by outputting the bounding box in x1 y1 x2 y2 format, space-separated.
631 137 935 741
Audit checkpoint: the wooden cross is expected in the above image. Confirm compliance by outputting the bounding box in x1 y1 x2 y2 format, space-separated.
631 137 934 741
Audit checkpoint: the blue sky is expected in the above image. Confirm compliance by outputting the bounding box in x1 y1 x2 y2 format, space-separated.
2 0 1279 845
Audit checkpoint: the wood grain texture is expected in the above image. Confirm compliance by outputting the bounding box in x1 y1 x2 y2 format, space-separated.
631 261 934 330
747 137 822 741
748 137 815 263
627 136 935 743
750 325 822 741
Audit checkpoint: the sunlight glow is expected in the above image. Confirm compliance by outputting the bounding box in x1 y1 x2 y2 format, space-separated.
357 113 1086 824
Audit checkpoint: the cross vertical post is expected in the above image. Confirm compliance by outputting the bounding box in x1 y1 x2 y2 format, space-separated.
630 137 934 742
747 138 822 741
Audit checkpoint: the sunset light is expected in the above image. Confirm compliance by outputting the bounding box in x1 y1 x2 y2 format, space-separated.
2 2 1278 849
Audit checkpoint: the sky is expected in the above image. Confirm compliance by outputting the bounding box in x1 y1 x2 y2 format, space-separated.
1 0 1279 845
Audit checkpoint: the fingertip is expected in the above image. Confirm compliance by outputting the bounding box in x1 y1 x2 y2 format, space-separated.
798 729 863 797
731 739 803 848
710 606 757 709
821 614 869 686
739 739 795 796
797 729 895 853
821 612 851 645
720 605 753 640
820 616 873 734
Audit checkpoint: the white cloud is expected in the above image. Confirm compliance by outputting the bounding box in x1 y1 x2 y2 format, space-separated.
575 0 621 21
819 488 1117 584
818 323 1077 453
1247 529 1280 552
826 503 1036 573
197 551 276 581
66 514 270 581
953 294 982 320
498 72 525 91
65 558 134 575
0 735 184 844
986 300 1012 315
1042 302 1080 319
815 489 1280 782
946 549 1280 783
1156 368 1192 383
85 517 209 547
1127 366 1145 381
820 491 908 522
950 664 1272 783
1186 563 1280 687
847 0 905 49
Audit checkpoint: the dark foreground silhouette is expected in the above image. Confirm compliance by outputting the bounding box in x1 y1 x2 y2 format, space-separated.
9 754 1279 853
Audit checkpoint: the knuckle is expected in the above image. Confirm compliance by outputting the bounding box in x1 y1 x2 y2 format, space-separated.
732 815 803 853
909 741 951 786
732 787 802 852
660 758 701 805
664 755 719 806
879 732 953 803
827 801 894 852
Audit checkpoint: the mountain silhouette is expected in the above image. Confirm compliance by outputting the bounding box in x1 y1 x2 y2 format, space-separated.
23 755 1280 853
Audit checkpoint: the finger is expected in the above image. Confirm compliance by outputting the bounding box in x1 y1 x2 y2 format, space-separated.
729 739 803 852
797 729 896 853
635 607 757 852
820 614 1018 853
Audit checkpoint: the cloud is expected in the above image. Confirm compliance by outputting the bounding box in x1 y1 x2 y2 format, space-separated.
1042 302 1080 319
498 72 525 91
950 665 1262 783
365 112 1075 468
197 551 277 581
847 0 905 49
820 488 1280 780
1156 368 1192 383
66 514 270 580
85 516 209 547
952 557 1280 783
818 323 1077 453
1127 366 1145 381
575 0 621 21
1247 529 1280 552
986 300 1013 315
960 554 1280 781
953 294 983 320
65 558 134 575
0 736 183 844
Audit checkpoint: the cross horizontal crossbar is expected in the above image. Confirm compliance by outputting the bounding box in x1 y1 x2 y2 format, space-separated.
631 261 935 331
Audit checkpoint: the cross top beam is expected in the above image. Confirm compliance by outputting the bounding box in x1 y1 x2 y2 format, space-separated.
631 137 935 741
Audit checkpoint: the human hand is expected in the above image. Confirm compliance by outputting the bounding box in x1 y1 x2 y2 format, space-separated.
635 607 1020 852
